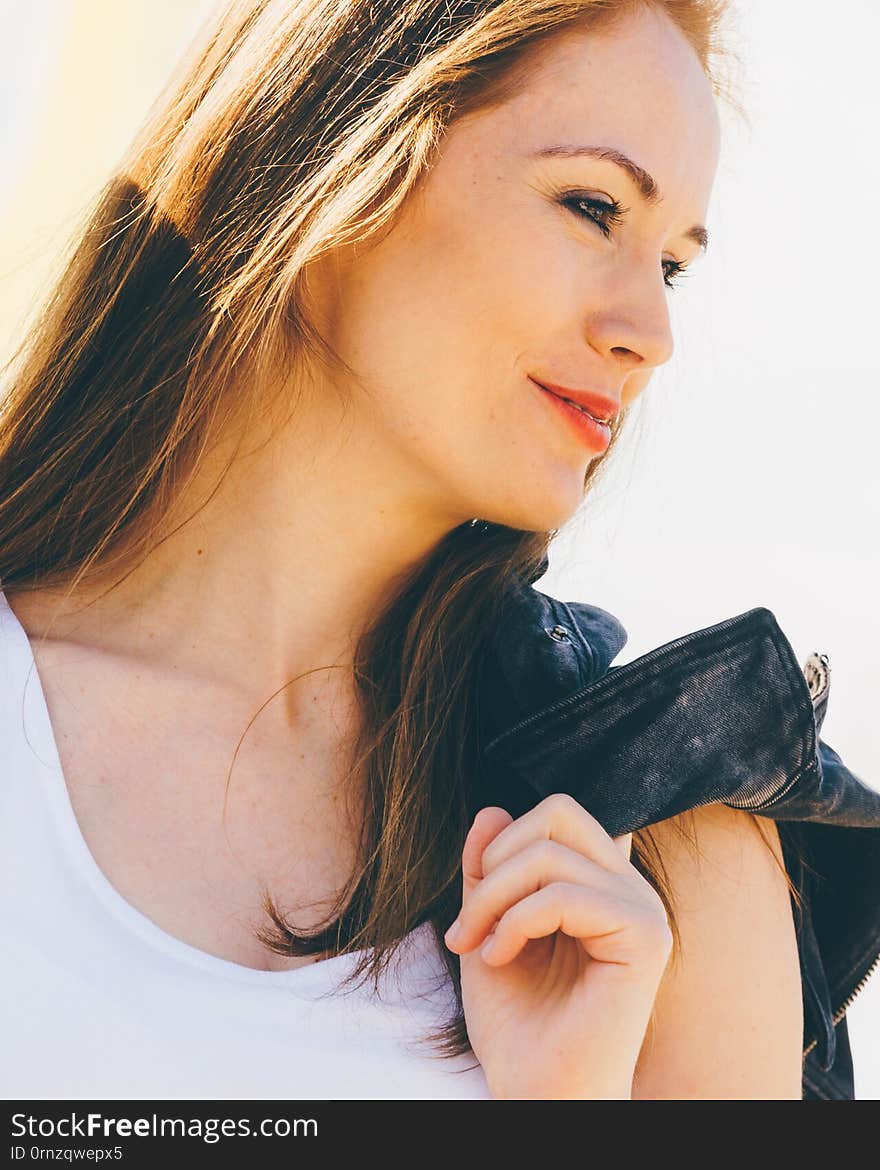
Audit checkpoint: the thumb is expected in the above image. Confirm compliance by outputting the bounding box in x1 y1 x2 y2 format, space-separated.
460 805 513 903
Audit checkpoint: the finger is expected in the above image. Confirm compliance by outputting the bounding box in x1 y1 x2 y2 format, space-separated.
446 837 614 954
460 806 513 902
479 792 630 881
480 881 655 967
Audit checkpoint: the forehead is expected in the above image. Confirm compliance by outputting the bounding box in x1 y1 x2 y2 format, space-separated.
470 5 721 203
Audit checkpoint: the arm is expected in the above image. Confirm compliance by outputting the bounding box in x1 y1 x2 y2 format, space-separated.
631 802 803 1100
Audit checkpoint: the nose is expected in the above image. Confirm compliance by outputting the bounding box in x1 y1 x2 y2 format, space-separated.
583 267 675 377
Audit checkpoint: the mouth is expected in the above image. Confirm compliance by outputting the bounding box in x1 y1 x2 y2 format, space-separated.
545 395 610 426
529 377 614 453
529 378 620 425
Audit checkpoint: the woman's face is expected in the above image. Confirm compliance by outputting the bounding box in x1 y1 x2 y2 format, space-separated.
303 4 721 534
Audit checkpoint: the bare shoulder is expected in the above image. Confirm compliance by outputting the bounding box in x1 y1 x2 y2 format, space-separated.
631 801 803 1100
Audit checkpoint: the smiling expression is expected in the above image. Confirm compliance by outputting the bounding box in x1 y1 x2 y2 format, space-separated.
301 4 722 534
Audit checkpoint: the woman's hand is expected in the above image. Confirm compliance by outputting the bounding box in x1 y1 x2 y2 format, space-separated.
445 793 673 1100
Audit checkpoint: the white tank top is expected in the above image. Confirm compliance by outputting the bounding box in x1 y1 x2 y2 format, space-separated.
0 589 491 1099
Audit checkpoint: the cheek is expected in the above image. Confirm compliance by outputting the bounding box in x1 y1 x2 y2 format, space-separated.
413 189 557 348
403 192 586 415
332 189 563 414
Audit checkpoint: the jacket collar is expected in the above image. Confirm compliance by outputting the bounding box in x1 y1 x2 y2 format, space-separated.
478 573 830 824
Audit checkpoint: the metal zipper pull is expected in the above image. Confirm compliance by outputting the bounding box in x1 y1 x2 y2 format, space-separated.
802 651 831 708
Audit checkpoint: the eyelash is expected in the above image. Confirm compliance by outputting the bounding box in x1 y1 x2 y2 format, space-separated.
559 193 691 290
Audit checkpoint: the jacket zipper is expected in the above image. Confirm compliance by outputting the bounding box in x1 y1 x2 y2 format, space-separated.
802 949 880 1059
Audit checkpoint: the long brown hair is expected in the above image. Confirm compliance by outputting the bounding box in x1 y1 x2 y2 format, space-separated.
1 0 790 1065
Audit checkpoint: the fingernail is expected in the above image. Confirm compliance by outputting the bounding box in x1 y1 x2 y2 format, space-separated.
445 918 463 946
480 936 496 960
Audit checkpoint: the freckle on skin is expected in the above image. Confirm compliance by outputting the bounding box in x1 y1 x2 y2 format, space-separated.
197 548 204 556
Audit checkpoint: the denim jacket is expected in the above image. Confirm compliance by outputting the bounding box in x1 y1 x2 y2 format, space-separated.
471 559 880 1101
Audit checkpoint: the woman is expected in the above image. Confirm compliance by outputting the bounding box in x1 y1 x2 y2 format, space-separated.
0 0 805 1099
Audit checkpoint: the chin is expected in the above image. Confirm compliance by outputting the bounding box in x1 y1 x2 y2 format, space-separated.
476 483 586 535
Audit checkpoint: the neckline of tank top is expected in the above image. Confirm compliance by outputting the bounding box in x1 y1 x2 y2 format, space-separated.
0 587 440 999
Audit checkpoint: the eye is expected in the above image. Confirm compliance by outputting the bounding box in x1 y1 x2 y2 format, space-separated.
660 256 690 290
560 192 627 238
559 193 691 290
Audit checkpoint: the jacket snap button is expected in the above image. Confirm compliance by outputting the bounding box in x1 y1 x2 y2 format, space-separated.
546 624 571 643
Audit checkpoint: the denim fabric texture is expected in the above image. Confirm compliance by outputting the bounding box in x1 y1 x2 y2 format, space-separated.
472 561 880 1101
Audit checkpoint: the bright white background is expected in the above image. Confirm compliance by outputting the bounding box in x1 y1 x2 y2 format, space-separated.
1 0 877 1098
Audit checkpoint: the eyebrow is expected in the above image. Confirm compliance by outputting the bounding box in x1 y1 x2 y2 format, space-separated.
532 144 709 252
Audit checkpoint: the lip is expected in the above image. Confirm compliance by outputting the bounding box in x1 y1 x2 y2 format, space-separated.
528 378 620 423
530 378 613 453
